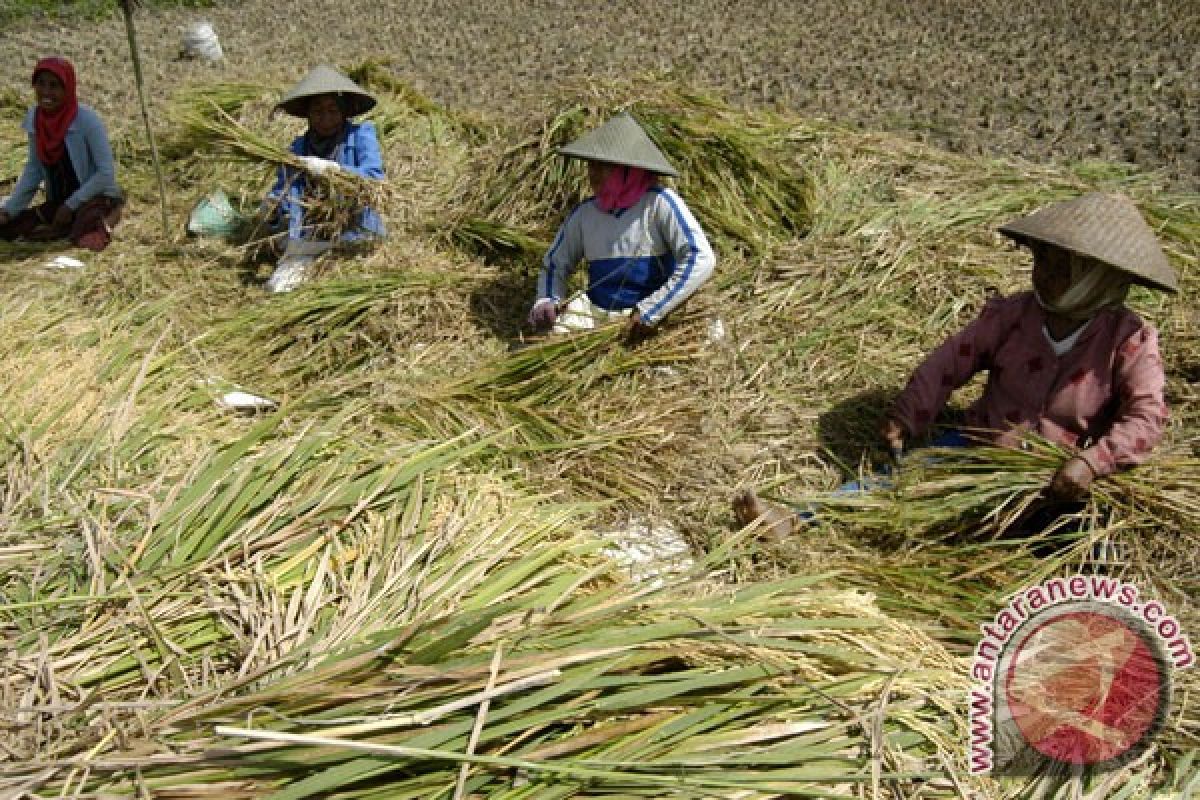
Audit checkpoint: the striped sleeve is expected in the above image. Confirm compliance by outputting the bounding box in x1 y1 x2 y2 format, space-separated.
636 189 716 325
538 202 586 301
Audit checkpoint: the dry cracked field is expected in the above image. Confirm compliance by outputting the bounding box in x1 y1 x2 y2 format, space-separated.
2 0 1198 188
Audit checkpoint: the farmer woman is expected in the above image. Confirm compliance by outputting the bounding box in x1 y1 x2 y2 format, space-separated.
527 112 716 339
0 57 123 252
736 193 1177 535
262 65 385 293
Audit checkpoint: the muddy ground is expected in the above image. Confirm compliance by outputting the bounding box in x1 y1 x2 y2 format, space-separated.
1 0 1198 187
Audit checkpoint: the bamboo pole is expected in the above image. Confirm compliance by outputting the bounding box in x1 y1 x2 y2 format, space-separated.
118 0 170 237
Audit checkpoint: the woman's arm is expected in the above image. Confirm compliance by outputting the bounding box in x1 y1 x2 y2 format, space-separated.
264 137 306 214
889 294 1019 441
65 108 118 210
537 203 586 303
636 189 715 326
342 122 385 181
1077 324 1168 478
4 135 44 215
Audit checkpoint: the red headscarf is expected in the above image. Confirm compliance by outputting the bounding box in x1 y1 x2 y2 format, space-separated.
595 165 656 213
32 57 79 165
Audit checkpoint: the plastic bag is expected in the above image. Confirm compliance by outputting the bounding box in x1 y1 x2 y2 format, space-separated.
181 20 224 63
187 189 245 238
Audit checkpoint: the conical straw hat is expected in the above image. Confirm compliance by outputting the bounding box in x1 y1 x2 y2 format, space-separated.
558 112 678 177
999 193 1178 293
276 65 376 118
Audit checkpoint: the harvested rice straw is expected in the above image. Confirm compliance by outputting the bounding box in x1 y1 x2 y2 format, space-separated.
165 82 272 155
178 103 395 241
449 84 808 262
2 68 1196 800
788 434 1200 555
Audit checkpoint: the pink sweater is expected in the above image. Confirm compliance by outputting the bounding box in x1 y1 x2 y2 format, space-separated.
891 292 1167 477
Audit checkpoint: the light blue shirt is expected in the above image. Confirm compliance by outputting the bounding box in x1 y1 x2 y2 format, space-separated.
5 104 120 214
266 120 386 242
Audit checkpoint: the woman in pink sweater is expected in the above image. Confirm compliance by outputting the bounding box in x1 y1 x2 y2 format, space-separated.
881 192 1177 502
734 193 1178 535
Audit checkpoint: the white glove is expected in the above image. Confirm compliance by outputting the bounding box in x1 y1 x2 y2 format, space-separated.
528 298 558 329
298 156 341 177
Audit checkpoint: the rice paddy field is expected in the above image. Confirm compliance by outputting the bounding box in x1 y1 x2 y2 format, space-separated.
1 2 1197 798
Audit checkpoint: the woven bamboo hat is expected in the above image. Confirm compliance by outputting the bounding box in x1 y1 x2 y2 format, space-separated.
276 65 376 118
558 112 678 177
999 193 1178 293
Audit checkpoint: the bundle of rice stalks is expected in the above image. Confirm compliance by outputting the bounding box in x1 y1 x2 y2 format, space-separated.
448 215 548 263
796 439 1066 539
442 320 701 405
448 82 808 263
164 82 275 158
778 435 1200 577
198 267 476 391
392 317 712 500
174 103 395 243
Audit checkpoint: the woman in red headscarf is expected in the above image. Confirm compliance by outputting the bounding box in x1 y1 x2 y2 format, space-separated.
0 57 123 251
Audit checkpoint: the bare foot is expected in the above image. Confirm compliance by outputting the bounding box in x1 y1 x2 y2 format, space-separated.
731 489 795 539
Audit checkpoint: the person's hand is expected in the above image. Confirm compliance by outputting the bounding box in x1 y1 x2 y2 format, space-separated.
1049 456 1095 501
52 205 74 231
298 156 341 177
625 310 654 345
528 298 557 329
880 417 906 457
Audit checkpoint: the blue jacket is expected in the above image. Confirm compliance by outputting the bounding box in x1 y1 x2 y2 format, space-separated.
267 120 386 241
5 104 120 215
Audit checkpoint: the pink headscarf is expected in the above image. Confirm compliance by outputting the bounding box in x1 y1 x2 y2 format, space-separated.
595 166 655 213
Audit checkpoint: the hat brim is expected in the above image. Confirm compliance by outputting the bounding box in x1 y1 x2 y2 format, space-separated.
997 193 1179 294
999 226 1179 294
275 92 376 118
557 149 678 177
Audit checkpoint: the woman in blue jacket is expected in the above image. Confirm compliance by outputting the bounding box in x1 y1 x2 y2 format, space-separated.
263 65 386 292
0 57 123 252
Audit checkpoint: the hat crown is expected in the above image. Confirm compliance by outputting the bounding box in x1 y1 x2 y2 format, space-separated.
276 65 376 118
558 112 678 177
999 193 1178 293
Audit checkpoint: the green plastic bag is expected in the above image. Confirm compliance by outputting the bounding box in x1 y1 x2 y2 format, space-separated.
187 189 246 238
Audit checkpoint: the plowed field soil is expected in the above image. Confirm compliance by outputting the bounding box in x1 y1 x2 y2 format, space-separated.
2 0 1198 187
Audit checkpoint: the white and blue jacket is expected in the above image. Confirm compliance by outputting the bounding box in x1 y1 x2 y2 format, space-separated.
5 104 120 215
537 187 716 326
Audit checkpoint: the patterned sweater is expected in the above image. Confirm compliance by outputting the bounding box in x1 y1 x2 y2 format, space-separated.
891 291 1168 477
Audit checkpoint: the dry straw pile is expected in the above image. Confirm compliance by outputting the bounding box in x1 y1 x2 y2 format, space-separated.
1 61 1197 799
